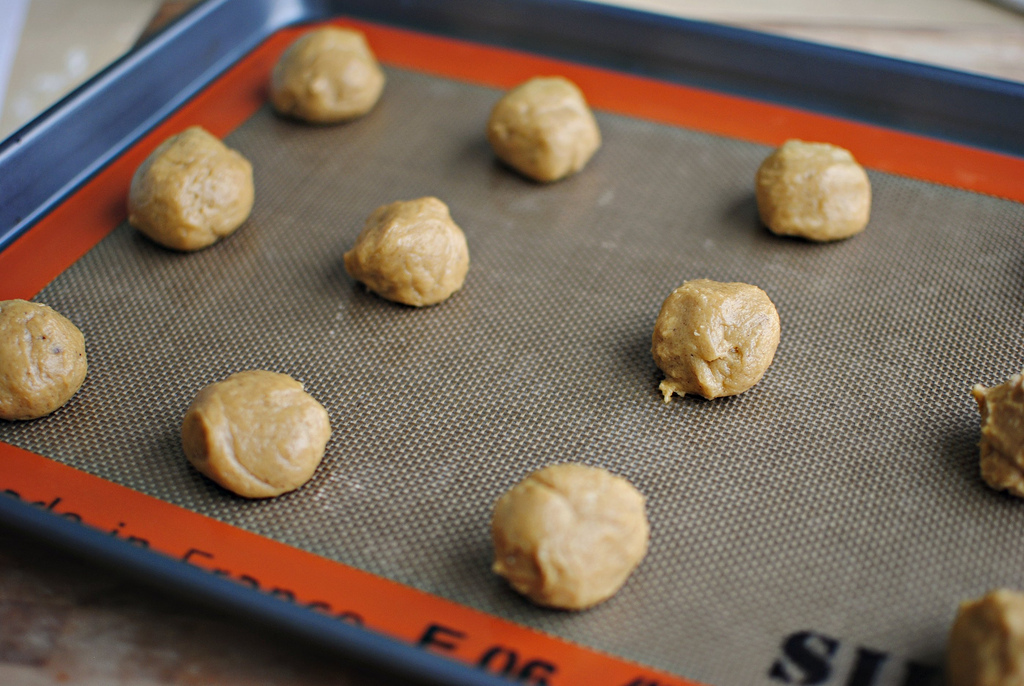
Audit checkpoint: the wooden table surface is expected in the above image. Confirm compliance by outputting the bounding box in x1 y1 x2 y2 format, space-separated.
2 1 1024 684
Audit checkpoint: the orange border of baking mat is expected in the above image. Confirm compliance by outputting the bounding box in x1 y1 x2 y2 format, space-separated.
2 15 1023 685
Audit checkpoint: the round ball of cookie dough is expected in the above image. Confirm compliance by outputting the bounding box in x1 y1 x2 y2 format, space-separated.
972 370 1024 497
651 279 780 402
756 139 871 242
487 76 601 183
491 463 649 611
0 300 87 421
181 370 331 499
128 126 254 252
948 589 1024 686
343 197 469 307
270 27 385 124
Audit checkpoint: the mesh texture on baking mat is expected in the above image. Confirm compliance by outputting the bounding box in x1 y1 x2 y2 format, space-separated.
3 67 1024 684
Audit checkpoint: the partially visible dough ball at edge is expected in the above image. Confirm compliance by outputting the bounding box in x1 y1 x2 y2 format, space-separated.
973 370 1024 497
0 299 87 421
948 589 1024 686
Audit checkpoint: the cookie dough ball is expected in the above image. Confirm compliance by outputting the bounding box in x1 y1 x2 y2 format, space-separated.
491 463 649 610
948 589 1024 686
972 370 1024 497
486 76 601 183
270 27 385 123
128 126 254 251
652 279 780 401
181 370 331 498
756 139 871 242
0 300 87 421
343 197 469 307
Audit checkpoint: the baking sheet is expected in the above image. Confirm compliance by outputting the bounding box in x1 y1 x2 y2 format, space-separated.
2 62 1023 683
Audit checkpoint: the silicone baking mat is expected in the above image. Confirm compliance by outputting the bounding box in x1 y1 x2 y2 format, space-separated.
3 16 1024 686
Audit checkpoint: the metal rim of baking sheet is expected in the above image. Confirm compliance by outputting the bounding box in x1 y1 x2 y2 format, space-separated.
2 0 1023 252
1 1 1023 685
